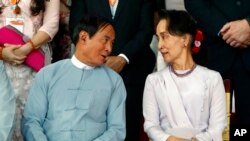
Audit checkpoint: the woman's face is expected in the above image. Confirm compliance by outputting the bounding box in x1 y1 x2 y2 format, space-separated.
156 19 186 64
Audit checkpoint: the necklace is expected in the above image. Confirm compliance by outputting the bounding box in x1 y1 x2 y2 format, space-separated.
170 63 197 77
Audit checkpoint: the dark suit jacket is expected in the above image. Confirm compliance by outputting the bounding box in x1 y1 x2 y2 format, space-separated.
154 0 166 11
184 0 250 73
69 0 155 84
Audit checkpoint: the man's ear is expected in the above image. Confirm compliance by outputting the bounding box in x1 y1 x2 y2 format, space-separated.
79 31 88 43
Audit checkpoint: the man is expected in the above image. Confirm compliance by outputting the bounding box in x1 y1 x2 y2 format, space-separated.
69 0 155 140
0 61 15 141
184 0 250 125
21 16 126 141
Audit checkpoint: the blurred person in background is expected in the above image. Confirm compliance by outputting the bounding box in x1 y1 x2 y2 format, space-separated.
0 0 59 140
185 0 250 125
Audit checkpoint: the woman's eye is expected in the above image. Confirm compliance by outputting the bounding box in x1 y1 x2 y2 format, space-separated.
162 34 169 40
162 35 166 40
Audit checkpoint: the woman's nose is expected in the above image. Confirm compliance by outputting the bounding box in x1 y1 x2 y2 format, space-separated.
158 40 163 49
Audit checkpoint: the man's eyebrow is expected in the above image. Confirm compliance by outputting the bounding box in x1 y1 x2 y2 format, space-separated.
104 35 110 38
104 35 115 41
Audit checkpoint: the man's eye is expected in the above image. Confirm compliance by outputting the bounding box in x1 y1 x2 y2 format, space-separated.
102 38 109 43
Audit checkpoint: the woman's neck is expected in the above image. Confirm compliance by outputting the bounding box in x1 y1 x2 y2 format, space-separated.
171 55 195 70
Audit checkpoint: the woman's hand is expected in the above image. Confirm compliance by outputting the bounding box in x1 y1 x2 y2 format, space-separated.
14 43 33 57
2 44 27 65
167 136 192 141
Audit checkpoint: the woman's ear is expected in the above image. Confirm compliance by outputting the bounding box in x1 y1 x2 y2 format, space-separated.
183 34 191 47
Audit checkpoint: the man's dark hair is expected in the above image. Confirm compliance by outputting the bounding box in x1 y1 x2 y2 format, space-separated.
72 15 113 45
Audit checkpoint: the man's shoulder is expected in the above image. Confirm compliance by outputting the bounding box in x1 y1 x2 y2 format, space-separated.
38 59 71 76
100 65 121 77
97 65 124 84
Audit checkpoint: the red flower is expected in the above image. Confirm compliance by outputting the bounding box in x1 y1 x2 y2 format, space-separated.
192 29 204 53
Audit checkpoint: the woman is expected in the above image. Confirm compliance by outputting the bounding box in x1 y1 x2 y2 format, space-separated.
0 0 59 140
143 10 226 141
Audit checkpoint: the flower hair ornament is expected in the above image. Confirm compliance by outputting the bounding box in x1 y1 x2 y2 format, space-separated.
191 29 204 53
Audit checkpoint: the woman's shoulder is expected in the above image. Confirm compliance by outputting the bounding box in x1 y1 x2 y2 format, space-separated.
146 66 170 80
196 65 222 79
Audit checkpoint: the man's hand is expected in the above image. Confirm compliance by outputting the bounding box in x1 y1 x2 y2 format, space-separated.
105 56 127 73
220 19 250 48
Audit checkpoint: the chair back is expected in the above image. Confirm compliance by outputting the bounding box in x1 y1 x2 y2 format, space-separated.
223 79 231 141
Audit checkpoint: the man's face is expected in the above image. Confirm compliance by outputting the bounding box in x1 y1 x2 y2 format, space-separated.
81 25 115 66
